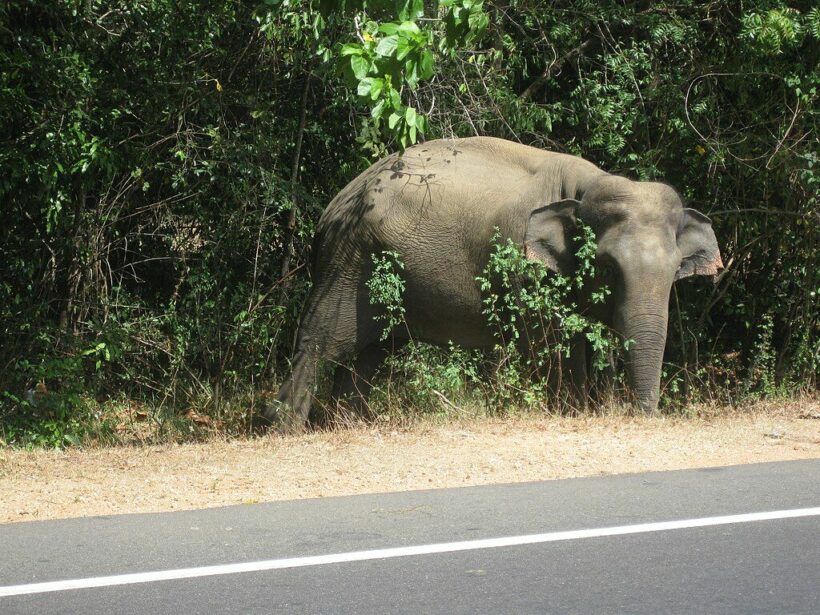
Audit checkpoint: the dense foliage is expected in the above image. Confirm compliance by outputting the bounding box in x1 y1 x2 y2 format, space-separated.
1 0 817 445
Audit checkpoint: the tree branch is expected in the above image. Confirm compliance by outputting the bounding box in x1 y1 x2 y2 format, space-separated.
520 39 591 101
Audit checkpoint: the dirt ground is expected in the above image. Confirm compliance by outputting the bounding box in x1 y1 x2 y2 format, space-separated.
1 399 818 524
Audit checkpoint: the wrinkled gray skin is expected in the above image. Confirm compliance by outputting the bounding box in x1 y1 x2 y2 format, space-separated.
266 137 722 430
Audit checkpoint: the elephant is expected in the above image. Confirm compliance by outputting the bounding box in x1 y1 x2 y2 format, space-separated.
265 136 722 430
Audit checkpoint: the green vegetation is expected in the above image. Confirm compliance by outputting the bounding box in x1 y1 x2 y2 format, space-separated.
1 1 817 446
363 225 622 420
475 227 614 407
367 251 408 340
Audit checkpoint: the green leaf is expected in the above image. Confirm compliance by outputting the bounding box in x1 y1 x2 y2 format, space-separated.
398 20 422 35
350 55 370 79
468 8 489 32
405 58 419 87
340 43 363 56
389 88 401 108
369 77 384 100
419 49 434 79
357 77 374 97
375 35 399 57
379 22 400 35
371 99 386 119
398 0 424 21
388 112 402 129
396 37 413 61
405 106 417 126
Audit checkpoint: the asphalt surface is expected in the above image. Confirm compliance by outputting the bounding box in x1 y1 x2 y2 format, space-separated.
1 459 818 613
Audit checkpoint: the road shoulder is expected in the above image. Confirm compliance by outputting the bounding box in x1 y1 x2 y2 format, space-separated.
1 400 818 523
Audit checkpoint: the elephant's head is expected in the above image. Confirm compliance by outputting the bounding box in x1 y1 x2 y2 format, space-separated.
524 175 723 412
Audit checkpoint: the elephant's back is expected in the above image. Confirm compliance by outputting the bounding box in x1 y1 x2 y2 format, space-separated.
310 154 400 275
316 136 593 227
311 137 600 277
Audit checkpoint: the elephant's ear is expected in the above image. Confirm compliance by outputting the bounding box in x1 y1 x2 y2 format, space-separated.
524 199 580 275
675 208 723 281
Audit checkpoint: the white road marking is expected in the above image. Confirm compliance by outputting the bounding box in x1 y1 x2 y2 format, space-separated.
2 507 818 597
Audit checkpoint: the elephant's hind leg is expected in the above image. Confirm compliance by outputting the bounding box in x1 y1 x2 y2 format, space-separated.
266 346 316 431
265 279 382 431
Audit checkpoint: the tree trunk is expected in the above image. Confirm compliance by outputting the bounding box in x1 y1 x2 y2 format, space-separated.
279 72 312 298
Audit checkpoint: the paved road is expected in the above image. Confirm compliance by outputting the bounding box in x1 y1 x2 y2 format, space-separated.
1 460 818 613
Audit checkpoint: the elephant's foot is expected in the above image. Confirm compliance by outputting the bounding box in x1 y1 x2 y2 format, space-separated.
634 396 660 415
258 400 309 434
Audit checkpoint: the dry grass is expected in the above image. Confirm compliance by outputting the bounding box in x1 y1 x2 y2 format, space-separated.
0 398 818 524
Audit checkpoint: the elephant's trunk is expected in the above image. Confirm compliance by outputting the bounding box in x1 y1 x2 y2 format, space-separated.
615 304 669 413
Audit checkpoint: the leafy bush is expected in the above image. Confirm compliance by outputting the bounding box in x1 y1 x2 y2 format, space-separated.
1 0 817 445
362 226 622 418
476 226 617 408
367 251 408 339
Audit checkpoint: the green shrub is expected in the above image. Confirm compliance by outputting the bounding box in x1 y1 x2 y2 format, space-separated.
363 225 622 418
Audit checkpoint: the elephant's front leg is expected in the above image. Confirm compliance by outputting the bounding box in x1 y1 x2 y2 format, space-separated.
264 343 318 432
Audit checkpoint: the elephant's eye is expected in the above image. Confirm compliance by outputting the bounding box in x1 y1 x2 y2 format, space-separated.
597 260 616 279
